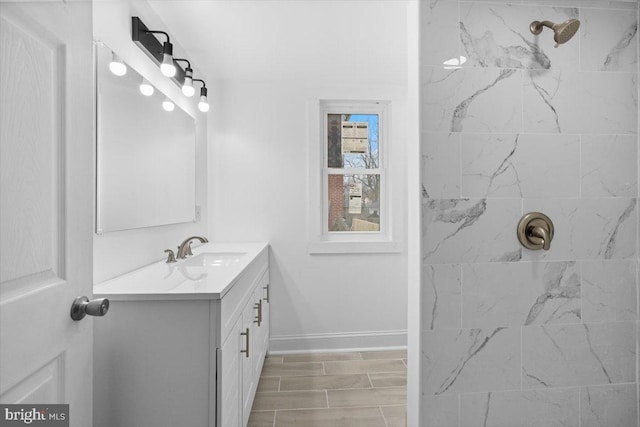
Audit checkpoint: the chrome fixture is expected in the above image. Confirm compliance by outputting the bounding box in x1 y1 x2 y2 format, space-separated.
530 19 580 48
517 212 554 251
176 235 209 259
193 79 210 112
164 249 177 263
70 296 110 321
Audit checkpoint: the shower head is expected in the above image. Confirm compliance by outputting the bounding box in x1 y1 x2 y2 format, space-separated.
530 19 580 48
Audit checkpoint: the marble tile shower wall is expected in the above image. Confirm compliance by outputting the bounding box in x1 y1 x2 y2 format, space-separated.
420 0 639 426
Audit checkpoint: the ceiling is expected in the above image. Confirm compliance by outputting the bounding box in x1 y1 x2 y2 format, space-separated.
147 0 409 84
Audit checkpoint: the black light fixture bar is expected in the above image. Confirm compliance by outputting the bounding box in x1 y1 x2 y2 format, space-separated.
131 16 185 87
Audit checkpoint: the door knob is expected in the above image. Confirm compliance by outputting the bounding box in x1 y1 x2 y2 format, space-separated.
517 212 554 251
70 296 110 321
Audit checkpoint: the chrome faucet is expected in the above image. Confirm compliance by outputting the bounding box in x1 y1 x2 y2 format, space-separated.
176 236 209 259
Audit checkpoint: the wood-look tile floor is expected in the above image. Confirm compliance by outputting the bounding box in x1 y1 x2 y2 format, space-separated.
248 350 407 427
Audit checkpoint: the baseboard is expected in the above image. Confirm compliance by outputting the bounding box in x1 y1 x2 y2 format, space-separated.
268 330 407 354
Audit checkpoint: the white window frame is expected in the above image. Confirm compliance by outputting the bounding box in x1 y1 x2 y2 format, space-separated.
307 99 400 254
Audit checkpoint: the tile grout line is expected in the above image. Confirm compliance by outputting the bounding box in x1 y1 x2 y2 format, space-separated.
379 405 390 427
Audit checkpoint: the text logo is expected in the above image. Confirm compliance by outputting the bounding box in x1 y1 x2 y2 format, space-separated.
0 405 68 427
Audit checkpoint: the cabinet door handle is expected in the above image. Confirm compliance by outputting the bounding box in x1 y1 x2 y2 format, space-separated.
254 300 262 326
263 284 269 303
240 328 250 358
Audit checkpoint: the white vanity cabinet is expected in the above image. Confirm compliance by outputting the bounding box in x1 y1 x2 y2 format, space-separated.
219 265 270 427
93 243 269 427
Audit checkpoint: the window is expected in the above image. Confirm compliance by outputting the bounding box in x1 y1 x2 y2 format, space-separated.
308 100 400 253
326 113 382 233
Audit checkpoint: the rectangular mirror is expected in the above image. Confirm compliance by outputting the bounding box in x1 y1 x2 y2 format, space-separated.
95 42 196 233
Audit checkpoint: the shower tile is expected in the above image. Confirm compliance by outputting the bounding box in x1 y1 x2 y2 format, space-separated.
422 67 523 133
462 261 581 328
420 395 459 427
580 384 638 427
422 198 522 264
522 322 636 388
459 3 579 70
581 134 638 197
460 389 579 427
422 264 462 330
522 198 637 261
580 8 638 73
421 132 460 199
421 327 520 395
580 259 637 322
522 70 638 134
421 0 461 68
461 133 580 198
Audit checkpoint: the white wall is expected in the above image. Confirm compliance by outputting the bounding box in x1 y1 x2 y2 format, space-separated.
92 0 208 283
209 79 408 352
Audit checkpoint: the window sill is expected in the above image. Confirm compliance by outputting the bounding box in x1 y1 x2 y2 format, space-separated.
307 240 402 254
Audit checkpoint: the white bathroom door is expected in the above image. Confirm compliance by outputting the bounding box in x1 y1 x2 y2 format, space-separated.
0 1 95 426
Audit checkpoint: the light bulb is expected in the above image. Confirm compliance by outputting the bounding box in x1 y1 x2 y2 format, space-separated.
198 96 209 112
160 55 176 77
183 84 195 97
198 86 209 112
109 53 127 76
162 98 175 112
139 79 154 96
160 42 176 77
182 68 195 97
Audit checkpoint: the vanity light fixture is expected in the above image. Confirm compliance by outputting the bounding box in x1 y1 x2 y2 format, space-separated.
162 97 175 112
132 17 183 81
139 78 154 96
175 58 195 97
109 52 127 76
193 79 209 112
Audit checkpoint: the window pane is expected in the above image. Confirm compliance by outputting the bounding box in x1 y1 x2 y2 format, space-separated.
327 114 379 169
328 174 381 232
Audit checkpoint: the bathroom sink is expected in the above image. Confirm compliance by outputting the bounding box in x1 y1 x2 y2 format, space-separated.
182 252 247 268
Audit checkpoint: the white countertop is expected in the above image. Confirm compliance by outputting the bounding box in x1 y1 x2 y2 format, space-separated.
93 242 269 301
